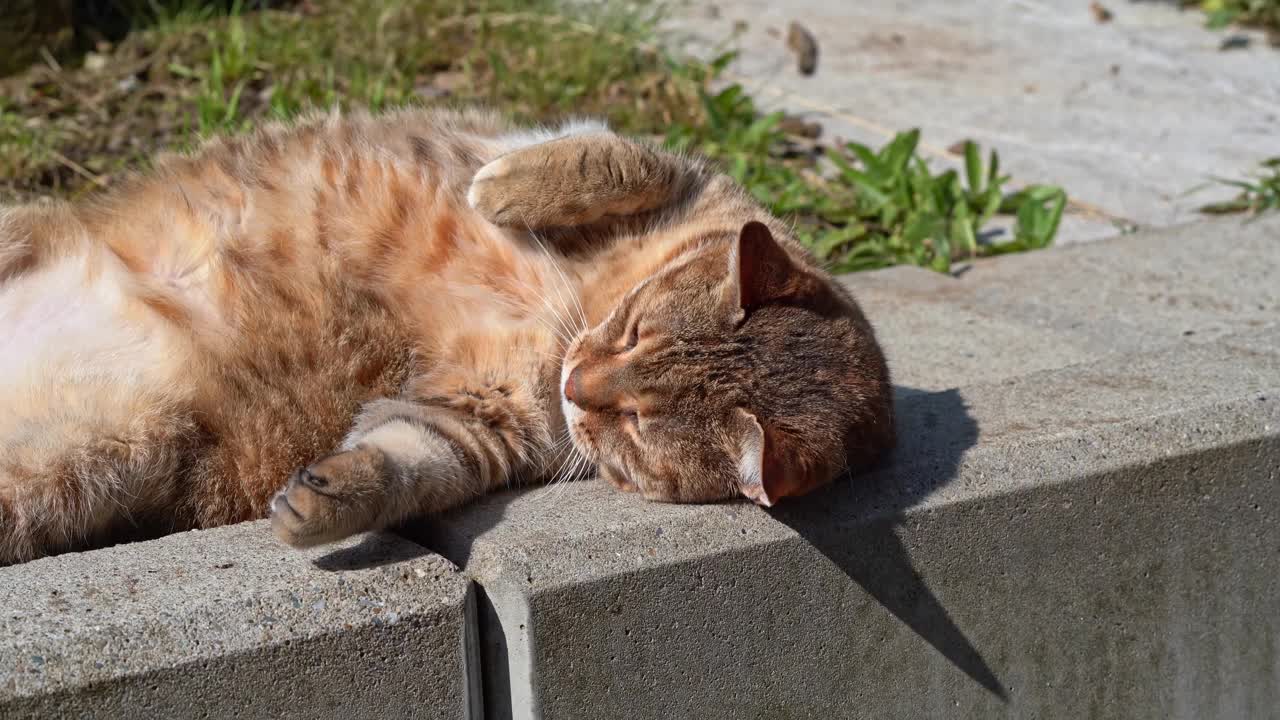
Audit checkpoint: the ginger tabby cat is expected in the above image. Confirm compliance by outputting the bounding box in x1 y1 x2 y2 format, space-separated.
0 108 894 565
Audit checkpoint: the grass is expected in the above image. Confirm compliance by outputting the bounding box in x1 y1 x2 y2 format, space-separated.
1185 0 1280 31
0 0 1068 274
1176 0 1280 219
0 0 700 197
1197 158 1280 215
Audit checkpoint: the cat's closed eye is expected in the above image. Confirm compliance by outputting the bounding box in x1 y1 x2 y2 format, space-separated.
623 321 640 350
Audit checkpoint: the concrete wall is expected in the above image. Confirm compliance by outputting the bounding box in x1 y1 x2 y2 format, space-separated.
0 523 479 719
3 215 1278 718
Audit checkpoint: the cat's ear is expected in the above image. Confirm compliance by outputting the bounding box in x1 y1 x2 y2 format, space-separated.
730 221 819 312
732 221 793 311
732 408 822 507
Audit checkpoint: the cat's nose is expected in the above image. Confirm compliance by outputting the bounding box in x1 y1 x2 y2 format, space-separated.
563 362 630 411
563 365 583 407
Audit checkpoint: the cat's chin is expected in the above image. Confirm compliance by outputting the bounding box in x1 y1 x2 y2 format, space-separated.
598 463 639 493
560 396 585 442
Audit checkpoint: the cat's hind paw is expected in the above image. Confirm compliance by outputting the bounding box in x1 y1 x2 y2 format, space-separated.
269 447 388 549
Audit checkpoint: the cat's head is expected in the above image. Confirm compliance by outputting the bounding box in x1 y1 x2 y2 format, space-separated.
561 220 894 505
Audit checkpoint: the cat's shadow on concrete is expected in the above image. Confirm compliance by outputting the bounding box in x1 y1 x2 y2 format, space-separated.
768 385 1003 699
317 385 997 698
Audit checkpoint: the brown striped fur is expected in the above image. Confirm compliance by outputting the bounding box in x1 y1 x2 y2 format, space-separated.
0 107 893 563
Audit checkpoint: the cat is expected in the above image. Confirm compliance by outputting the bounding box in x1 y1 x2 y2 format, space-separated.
0 107 895 565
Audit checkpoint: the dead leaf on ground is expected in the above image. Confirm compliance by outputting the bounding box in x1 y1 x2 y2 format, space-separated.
786 21 818 76
778 114 821 139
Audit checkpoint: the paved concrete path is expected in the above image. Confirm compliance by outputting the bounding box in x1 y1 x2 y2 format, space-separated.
667 0 1280 244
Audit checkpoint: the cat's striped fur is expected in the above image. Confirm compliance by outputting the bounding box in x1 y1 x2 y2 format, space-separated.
0 107 894 564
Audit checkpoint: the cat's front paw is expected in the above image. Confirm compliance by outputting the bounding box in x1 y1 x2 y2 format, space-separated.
466 147 605 229
466 155 540 227
269 446 388 548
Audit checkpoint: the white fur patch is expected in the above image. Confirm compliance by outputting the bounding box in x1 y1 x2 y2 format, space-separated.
360 419 441 463
496 119 609 154
559 358 588 453
0 254 170 389
0 251 191 444
734 410 770 506
466 156 505 210
738 436 764 491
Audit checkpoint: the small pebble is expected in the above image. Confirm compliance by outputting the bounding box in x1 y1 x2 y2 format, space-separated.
83 53 108 73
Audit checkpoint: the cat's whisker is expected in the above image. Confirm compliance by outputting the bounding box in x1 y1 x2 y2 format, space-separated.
547 429 572 452
528 348 564 365
537 430 587 504
568 452 595 500
527 230 588 336
455 277 571 346
508 292 575 350
538 432 571 469
541 459 577 505
528 306 574 347
529 266 578 343
543 243 590 336
557 265 589 337
543 436 577 484
501 258 581 356
540 296 578 347
483 269 577 349
504 269 574 338
556 443 592 495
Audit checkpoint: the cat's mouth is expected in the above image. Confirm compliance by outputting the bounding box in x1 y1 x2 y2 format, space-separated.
560 383 644 495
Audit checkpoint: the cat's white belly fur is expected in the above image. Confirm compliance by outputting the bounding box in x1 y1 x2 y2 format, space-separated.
0 252 189 441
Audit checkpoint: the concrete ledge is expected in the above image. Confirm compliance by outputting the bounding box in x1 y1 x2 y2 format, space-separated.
0 522 477 719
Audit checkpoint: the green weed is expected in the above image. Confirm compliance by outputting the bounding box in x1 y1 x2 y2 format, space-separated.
666 68 1067 274
1197 158 1280 215
1188 0 1280 31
